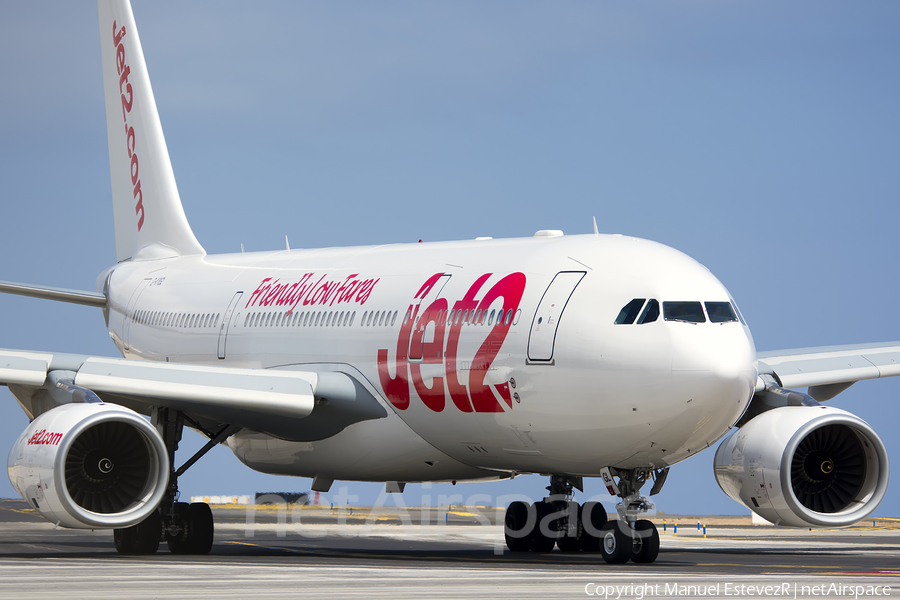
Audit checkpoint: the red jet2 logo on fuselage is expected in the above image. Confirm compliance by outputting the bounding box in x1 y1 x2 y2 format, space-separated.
378 272 526 414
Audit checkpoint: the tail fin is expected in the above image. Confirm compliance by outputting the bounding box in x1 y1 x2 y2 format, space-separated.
98 0 205 262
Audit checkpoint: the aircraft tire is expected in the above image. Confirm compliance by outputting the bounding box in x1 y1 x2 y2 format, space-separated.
166 502 191 554
556 501 582 553
186 502 214 555
167 502 214 555
599 521 631 564
579 501 608 552
114 509 161 555
504 501 532 552
630 519 660 564
529 501 556 553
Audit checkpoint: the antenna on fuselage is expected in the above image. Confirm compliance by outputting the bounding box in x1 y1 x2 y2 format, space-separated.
285 235 291 251
592 216 599 235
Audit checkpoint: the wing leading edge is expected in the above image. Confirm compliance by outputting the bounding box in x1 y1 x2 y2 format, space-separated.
0 349 386 441
757 342 900 400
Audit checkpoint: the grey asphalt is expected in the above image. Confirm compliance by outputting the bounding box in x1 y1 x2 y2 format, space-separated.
1 500 897 599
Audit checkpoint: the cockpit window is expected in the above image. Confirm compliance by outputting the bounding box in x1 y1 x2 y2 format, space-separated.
706 301 738 323
663 301 706 323
615 299 646 325
731 301 747 325
637 299 659 324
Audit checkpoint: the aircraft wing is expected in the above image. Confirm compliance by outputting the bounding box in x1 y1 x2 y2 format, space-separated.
757 342 900 400
0 349 387 441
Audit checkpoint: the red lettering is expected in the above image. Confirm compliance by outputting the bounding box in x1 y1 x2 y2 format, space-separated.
377 273 443 410
357 278 379 304
246 273 379 311
275 283 292 306
409 298 448 412
130 152 139 185
118 65 131 96
380 272 527 414
287 273 314 313
120 83 133 120
26 429 63 446
468 273 526 412
262 280 283 306
116 44 126 75
311 281 333 305
377 304 415 410
246 278 272 308
408 274 446 359
281 282 300 310
445 274 491 413
302 275 327 305
133 180 144 231
112 22 126 47
332 274 358 306
125 125 135 157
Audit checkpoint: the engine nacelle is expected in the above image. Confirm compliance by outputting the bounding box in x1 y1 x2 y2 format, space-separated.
7 403 169 529
714 405 889 527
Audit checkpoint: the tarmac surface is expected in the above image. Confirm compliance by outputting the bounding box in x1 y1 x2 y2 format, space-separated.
1 499 898 599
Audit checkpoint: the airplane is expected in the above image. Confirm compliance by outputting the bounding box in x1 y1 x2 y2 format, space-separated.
0 0 895 563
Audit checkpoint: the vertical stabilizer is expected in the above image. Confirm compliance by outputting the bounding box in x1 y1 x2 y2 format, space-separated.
98 0 205 262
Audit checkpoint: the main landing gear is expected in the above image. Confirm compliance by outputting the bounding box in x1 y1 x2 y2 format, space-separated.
504 468 667 564
113 408 237 555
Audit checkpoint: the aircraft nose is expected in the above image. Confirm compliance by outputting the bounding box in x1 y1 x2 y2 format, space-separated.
671 323 757 407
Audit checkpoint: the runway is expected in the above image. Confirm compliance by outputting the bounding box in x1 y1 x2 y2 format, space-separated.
1 500 898 599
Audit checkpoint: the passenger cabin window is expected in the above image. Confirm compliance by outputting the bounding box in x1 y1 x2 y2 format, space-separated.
615 299 646 325
706 302 738 323
663 301 706 323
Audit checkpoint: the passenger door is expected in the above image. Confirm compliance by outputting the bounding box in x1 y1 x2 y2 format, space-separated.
527 271 586 362
217 291 243 359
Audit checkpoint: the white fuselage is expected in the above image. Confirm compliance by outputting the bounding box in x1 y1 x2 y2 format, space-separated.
103 233 758 484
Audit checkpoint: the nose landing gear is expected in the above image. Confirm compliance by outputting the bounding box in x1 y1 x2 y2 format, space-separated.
599 467 666 564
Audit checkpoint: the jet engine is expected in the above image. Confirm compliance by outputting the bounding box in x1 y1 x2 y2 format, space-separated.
714 405 889 527
7 402 169 529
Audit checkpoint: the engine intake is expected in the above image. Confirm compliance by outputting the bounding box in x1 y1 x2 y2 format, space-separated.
8 403 169 529
714 405 889 527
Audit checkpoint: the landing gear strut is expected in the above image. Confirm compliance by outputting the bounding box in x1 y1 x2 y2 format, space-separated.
598 467 666 564
503 468 667 564
504 475 607 554
113 408 238 555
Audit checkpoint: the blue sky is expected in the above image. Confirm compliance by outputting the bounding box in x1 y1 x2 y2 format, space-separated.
0 1 898 517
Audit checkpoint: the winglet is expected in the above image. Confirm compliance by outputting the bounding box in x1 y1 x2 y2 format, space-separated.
98 0 205 262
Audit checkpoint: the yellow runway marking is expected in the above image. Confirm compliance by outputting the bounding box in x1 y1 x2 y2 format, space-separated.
0 507 38 516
